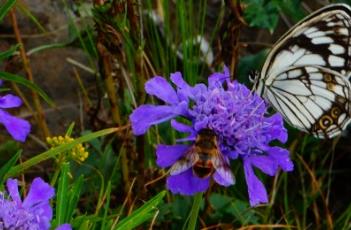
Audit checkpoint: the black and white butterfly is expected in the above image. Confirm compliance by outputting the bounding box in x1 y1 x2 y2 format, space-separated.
253 4 351 139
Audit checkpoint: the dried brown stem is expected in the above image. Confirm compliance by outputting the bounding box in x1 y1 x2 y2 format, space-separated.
9 9 50 138
97 43 121 125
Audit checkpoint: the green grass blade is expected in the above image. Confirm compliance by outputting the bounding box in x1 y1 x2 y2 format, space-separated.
27 42 69 56
0 71 54 106
0 150 21 183
5 127 120 177
66 175 84 221
0 44 20 61
185 192 203 230
56 163 70 225
101 181 112 229
0 0 16 22
16 1 46 32
115 190 166 230
65 122 76 136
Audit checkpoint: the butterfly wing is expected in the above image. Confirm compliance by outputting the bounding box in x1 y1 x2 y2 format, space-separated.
256 4 351 138
263 65 351 138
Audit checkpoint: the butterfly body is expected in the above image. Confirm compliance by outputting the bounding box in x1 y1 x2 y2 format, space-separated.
255 4 351 138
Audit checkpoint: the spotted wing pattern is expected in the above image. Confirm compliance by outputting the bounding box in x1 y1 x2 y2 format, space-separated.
255 4 351 138
263 65 351 138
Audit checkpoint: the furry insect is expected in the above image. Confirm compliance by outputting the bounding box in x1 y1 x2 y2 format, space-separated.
169 128 234 182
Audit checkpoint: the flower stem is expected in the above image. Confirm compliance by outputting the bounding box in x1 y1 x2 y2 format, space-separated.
9 9 50 138
186 192 203 230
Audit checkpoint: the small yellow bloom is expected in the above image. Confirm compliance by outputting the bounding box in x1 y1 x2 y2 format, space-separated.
46 135 89 162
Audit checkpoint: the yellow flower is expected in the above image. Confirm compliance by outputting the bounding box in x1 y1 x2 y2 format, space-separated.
46 135 89 162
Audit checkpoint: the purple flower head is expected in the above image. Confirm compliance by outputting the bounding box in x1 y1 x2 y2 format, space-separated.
0 177 71 230
0 81 31 142
130 67 294 206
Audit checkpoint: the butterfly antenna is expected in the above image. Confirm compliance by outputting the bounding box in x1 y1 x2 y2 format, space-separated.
249 70 260 93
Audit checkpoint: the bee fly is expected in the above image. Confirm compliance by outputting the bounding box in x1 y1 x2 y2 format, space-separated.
170 128 235 183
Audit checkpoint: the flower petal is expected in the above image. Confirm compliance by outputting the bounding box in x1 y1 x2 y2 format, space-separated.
171 119 197 142
130 105 179 135
23 177 55 210
193 117 209 131
167 169 209 195
225 149 239 159
0 110 31 142
265 113 288 143
171 119 193 133
37 204 53 229
170 72 194 100
248 155 277 176
56 224 72 230
6 178 22 204
208 66 230 89
145 76 179 104
213 169 235 187
267 146 294 172
243 158 268 206
0 94 22 108
156 144 189 168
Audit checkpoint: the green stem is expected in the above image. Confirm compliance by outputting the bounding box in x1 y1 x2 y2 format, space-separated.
187 192 203 230
5 126 126 178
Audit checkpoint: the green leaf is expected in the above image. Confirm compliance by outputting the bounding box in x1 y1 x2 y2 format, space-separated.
65 122 76 136
0 150 21 184
209 193 232 210
273 0 305 23
115 190 166 230
185 192 203 230
0 44 20 61
55 163 70 225
27 42 69 56
209 194 259 225
5 127 120 177
16 1 46 33
66 175 84 221
243 0 280 33
0 71 54 106
0 0 16 22
101 181 112 229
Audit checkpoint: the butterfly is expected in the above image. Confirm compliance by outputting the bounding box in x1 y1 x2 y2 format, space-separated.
253 4 351 139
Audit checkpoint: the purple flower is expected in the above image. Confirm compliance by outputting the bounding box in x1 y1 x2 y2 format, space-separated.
130 67 293 206
0 82 31 142
0 177 72 230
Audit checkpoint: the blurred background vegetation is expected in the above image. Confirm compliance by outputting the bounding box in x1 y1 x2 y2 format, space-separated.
0 0 351 229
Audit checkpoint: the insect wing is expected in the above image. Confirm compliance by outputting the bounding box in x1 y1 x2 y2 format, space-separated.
169 147 198 176
264 65 351 138
256 4 351 138
211 152 235 185
261 4 351 82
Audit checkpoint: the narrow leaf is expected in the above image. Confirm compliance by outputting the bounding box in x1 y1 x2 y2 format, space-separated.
0 44 20 61
0 0 16 22
115 190 166 230
66 176 84 221
0 71 54 106
0 150 21 183
5 127 121 177
56 163 70 225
